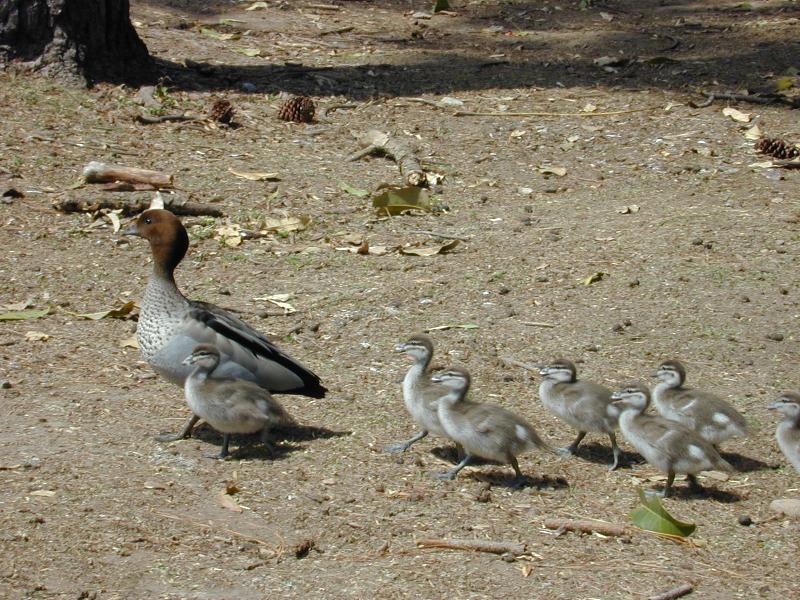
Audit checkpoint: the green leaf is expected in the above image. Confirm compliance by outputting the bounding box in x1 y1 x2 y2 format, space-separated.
339 181 370 197
581 271 606 285
200 27 239 41
75 301 136 321
0 308 49 321
630 489 696 537
372 185 431 216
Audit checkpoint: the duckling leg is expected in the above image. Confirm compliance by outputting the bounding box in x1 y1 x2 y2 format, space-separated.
435 454 472 480
155 414 200 442
686 474 705 495
383 430 428 453
608 432 622 471
557 431 586 456
508 456 529 489
663 470 676 497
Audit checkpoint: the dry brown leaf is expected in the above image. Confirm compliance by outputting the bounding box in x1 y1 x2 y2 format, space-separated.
119 334 139 349
25 331 50 342
744 124 762 140
722 107 751 123
537 165 567 177
262 215 310 233
229 168 281 181
218 489 243 513
400 239 459 257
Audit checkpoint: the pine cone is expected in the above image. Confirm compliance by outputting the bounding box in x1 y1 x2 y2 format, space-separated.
277 96 315 123
209 99 235 124
755 137 800 160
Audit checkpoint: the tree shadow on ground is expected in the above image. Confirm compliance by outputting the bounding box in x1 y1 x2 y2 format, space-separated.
135 0 800 101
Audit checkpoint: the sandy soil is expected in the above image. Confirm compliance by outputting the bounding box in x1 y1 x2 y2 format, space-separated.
1 1 799 598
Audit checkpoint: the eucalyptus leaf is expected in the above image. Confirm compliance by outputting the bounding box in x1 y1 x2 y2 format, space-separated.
76 301 136 321
581 272 606 285
0 308 50 321
372 186 431 216
630 489 696 537
339 181 370 197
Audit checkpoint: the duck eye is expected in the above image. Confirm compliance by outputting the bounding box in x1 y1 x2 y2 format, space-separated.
144 217 152 225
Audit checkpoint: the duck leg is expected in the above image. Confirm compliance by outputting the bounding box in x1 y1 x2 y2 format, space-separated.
155 414 199 442
686 474 705 495
608 432 622 471
663 470 676 497
383 430 428 453
557 431 586 456
435 453 472 480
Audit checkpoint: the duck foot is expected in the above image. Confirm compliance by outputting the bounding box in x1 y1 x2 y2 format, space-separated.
383 430 428 454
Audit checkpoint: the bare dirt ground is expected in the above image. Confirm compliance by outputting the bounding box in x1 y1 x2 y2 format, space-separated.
1 1 800 598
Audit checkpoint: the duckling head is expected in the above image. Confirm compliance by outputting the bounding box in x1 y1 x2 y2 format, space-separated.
394 333 434 362
769 392 800 420
610 383 651 413
124 209 189 277
430 366 471 397
539 358 577 383
183 343 222 371
654 360 686 387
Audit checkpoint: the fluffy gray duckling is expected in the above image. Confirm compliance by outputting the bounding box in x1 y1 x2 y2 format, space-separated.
538 358 622 470
652 360 747 449
611 383 733 497
124 209 325 442
182 344 296 459
768 392 800 474
385 333 455 454
432 366 554 485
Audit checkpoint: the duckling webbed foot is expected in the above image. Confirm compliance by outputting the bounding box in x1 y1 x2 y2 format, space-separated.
557 431 587 457
608 433 622 471
384 430 428 454
204 433 232 460
434 454 471 480
155 414 200 442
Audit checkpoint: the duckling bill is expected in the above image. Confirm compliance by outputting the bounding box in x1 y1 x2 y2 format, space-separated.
183 344 296 459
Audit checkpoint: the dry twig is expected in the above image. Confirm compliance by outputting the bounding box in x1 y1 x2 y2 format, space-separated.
544 518 627 537
53 195 224 217
409 229 470 242
82 161 174 189
416 538 527 555
349 130 426 186
454 107 658 118
648 583 694 600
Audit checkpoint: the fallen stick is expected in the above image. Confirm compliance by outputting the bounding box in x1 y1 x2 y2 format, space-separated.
454 107 658 118
82 161 174 189
416 538 526 555
544 518 627 537
135 113 199 124
772 158 800 169
499 356 541 372
648 583 694 600
349 130 426 186
53 195 224 217
520 321 557 328
409 229 470 241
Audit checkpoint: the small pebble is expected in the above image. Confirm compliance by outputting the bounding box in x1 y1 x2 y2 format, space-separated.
740 295 751 303
498 286 510 295
623 319 632 327
535 275 549 283
766 333 784 342
0 380 11 389
704 242 713 250
738 515 753 527
628 279 640 288
612 323 624 333
691 238 704 246
584 344 599 352
769 498 800 518
500 552 516 563
779 287 789 295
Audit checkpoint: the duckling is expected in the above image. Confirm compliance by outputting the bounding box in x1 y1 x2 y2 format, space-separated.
768 392 800 473
431 366 554 485
384 334 451 453
539 358 621 470
652 360 747 449
123 209 325 441
182 344 295 459
611 384 733 497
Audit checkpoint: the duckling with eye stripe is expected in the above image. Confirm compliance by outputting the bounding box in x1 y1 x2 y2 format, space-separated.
538 358 622 470
769 392 800 474
432 366 555 486
612 383 732 497
652 360 747 450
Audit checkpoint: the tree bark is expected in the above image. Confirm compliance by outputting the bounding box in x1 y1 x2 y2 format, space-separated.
0 0 152 84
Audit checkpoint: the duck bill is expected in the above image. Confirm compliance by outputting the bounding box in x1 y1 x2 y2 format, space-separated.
394 343 407 353
181 355 194 366
538 367 551 377
122 222 140 237
767 402 781 411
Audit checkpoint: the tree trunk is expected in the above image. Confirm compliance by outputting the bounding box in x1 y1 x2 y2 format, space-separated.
0 0 152 85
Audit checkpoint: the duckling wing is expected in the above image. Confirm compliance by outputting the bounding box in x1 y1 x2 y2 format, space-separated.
637 415 731 471
185 301 326 398
214 379 296 427
562 381 615 426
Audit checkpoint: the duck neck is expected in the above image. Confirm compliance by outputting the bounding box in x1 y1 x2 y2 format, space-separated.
404 353 431 387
